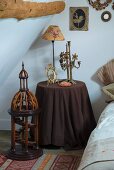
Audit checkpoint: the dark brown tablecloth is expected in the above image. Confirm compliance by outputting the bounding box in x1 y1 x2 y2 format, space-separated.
35 80 96 150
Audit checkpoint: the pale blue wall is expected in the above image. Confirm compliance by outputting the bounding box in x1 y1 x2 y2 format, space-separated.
0 16 52 129
0 0 114 129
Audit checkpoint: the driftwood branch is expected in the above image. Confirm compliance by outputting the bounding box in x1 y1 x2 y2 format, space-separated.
0 0 65 19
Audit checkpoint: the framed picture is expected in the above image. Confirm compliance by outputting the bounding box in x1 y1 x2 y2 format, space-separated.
70 7 89 31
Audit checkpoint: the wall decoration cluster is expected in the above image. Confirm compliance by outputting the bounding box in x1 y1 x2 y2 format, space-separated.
88 0 112 10
87 0 114 23
69 7 89 31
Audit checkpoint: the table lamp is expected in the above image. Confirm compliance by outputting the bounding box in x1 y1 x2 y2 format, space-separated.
42 25 65 68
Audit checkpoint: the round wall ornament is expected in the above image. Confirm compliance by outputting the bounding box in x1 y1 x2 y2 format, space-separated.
101 11 112 22
88 0 112 10
112 2 114 9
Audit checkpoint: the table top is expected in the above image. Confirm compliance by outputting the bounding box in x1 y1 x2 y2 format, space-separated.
37 80 85 89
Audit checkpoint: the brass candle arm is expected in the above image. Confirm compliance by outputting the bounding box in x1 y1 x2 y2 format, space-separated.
59 41 81 84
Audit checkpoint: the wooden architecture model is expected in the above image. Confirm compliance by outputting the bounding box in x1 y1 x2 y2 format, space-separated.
7 62 42 160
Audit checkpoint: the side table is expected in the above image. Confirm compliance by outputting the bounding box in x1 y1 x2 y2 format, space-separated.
34 80 96 150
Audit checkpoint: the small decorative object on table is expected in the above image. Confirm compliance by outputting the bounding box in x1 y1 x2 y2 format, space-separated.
88 0 112 10
45 64 58 85
59 41 81 84
7 62 43 160
59 81 72 87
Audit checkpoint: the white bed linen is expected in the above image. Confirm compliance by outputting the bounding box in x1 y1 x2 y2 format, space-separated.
78 102 114 170
88 102 114 143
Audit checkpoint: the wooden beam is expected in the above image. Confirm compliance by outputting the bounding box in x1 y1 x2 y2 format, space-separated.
0 0 65 19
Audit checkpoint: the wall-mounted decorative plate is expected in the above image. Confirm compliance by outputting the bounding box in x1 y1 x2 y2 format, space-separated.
101 11 112 22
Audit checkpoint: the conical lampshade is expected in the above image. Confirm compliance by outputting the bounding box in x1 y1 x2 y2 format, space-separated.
42 25 65 41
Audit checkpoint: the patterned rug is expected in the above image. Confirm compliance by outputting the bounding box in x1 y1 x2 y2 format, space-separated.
0 153 81 170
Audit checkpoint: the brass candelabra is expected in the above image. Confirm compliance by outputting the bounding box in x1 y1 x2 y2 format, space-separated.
59 41 81 83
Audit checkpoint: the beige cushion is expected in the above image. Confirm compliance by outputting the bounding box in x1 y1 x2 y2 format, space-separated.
102 83 114 100
97 59 114 85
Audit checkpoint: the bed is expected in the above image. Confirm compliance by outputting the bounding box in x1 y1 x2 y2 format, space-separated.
78 101 114 170
78 59 114 170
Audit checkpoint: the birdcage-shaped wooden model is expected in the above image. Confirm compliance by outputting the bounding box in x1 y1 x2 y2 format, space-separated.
7 63 43 160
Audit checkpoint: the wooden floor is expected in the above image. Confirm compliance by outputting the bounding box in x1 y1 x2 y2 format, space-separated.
0 130 84 156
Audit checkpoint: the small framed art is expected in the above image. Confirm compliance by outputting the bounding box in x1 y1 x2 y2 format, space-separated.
70 7 89 31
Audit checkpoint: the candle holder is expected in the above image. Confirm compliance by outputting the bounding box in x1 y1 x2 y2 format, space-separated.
59 41 81 84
